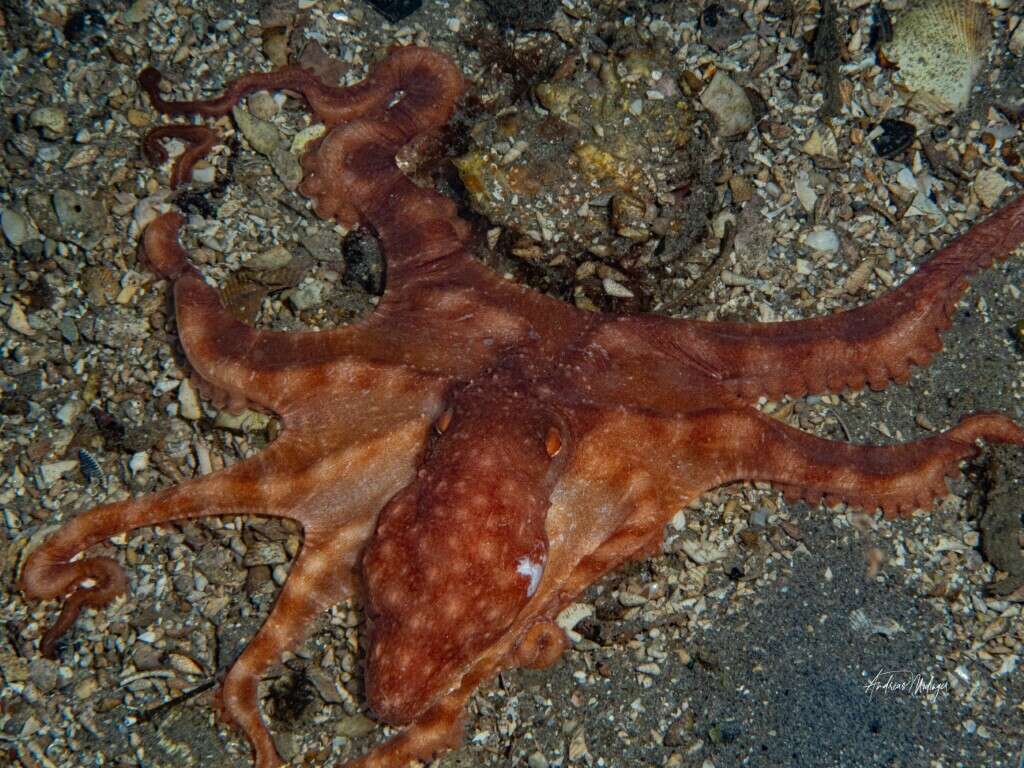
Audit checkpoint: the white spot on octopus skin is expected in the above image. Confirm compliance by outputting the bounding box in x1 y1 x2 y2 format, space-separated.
516 555 545 597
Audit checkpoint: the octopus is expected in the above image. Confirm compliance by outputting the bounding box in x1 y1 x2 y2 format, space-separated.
17 46 1024 768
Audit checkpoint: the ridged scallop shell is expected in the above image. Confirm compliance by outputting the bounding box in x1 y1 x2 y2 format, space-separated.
880 0 992 113
220 273 268 325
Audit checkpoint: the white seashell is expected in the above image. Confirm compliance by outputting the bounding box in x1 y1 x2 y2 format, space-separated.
555 602 594 637
132 192 172 234
880 0 992 114
973 168 1011 209
129 452 150 475
794 172 817 213
805 227 840 253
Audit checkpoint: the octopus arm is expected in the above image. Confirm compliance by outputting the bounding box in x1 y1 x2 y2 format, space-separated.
527 404 1024 621
139 46 468 281
612 195 1024 404
143 213 470 413
141 47 544 380
20 409 438 768
136 47 462 191
653 406 1024 518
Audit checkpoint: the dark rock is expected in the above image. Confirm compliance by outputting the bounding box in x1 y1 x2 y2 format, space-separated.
708 721 742 744
78 306 147 349
976 448 1024 596
365 0 422 23
195 544 245 588
19 239 44 261
342 228 385 296
700 1 747 52
52 189 108 247
811 0 844 116
64 8 107 45
481 0 558 29
868 4 893 50
173 189 217 218
871 118 916 157
1 0 40 48
0 391 30 417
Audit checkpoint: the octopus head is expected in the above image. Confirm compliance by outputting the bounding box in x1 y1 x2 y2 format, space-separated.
361 391 569 723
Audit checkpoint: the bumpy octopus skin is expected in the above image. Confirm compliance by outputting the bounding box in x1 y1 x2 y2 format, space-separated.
17 46 1024 768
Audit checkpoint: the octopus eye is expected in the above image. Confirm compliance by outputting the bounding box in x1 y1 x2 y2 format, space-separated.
545 426 562 458
435 407 453 434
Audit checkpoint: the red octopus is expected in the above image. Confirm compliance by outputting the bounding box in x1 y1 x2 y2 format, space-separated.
18 46 1024 768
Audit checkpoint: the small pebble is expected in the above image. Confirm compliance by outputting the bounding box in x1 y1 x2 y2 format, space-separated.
244 542 288 567
65 146 100 170
1 208 32 246
123 0 154 25
805 227 840 252
249 245 293 270
269 147 303 191
307 666 345 704
7 304 34 336
58 316 79 343
168 653 204 676
1011 16 1024 54
38 145 61 163
232 106 281 156
700 71 754 137
602 277 634 298
36 460 80 489
29 106 68 138
191 162 216 184
335 714 377 738
56 400 83 426
535 82 580 118
178 379 203 420
29 659 59 693
247 91 279 120
126 109 151 128
802 128 839 160
729 175 753 203
290 279 327 311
